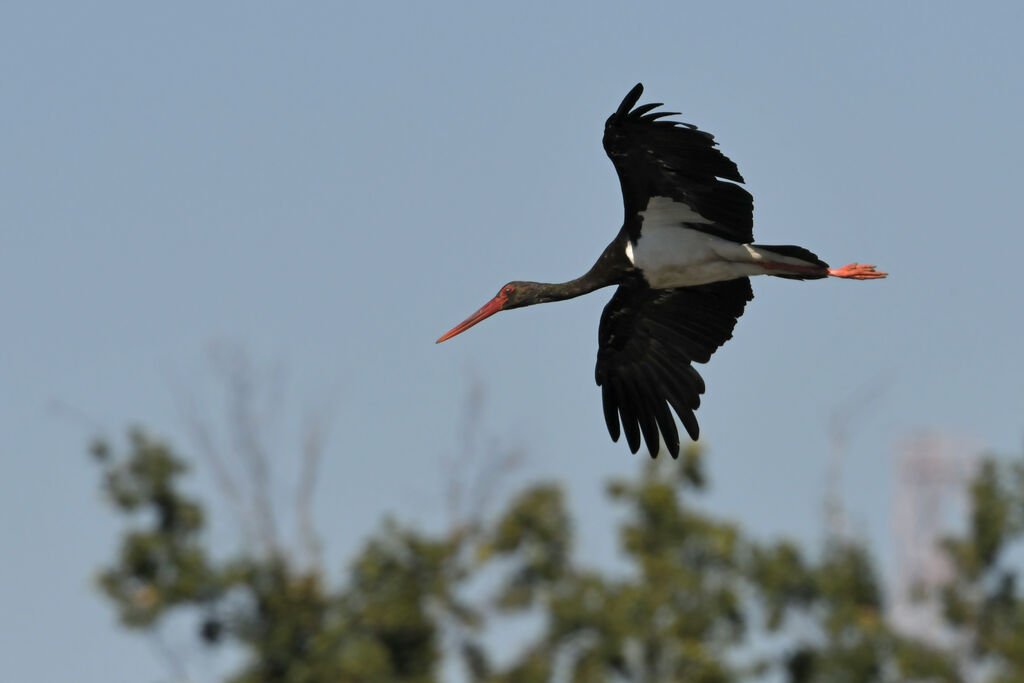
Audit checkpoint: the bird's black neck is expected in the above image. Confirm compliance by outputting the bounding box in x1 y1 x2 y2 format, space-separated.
530 273 609 303
517 236 632 305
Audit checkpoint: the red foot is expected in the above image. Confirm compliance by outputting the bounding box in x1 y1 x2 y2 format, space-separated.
828 263 887 280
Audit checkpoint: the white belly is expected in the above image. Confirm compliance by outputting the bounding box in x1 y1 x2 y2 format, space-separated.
625 196 813 288
626 226 760 287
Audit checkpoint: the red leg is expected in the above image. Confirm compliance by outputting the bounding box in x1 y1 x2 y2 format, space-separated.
827 263 887 280
756 260 888 279
756 261 828 276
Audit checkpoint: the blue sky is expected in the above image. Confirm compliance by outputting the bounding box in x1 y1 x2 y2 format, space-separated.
3 2 1023 680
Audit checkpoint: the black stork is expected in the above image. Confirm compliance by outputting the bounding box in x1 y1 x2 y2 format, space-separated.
437 84 886 458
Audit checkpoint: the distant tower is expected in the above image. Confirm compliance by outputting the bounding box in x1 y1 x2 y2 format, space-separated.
890 433 978 644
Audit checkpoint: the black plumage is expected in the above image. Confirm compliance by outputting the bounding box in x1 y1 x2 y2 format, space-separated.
603 83 753 244
594 85 758 456
596 277 754 457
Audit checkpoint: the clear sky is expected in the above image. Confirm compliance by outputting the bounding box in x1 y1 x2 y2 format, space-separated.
3 2 1023 680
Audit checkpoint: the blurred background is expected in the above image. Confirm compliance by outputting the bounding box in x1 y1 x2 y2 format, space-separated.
2 2 1023 681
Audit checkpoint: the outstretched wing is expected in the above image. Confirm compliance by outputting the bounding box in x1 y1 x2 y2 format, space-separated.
595 277 754 458
603 83 753 244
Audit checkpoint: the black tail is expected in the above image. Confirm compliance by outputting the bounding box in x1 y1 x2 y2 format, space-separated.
751 244 829 280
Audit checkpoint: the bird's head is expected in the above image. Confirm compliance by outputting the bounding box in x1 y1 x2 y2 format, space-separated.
436 281 540 343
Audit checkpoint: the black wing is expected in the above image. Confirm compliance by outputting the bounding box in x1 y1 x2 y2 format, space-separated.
595 277 754 458
603 83 753 243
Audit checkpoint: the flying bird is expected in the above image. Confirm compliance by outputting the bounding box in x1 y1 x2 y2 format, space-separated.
437 84 886 458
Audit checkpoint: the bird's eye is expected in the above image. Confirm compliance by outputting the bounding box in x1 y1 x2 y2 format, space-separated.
503 286 514 296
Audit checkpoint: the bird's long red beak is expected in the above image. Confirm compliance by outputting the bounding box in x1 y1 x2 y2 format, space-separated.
436 295 506 343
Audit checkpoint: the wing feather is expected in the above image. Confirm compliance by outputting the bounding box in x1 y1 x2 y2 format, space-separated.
636 363 680 455
603 83 753 244
595 278 754 457
612 376 644 454
602 384 621 442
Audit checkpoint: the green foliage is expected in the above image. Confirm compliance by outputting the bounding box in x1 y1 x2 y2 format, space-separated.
936 457 1024 682
92 431 1024 683
93 431 463 683
94 429 218 628
748 527 963 682
475 454 747 682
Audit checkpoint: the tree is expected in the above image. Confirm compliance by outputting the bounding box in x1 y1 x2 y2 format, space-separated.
92 429 470 682
91 428 1022 682
935 457 1024 682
